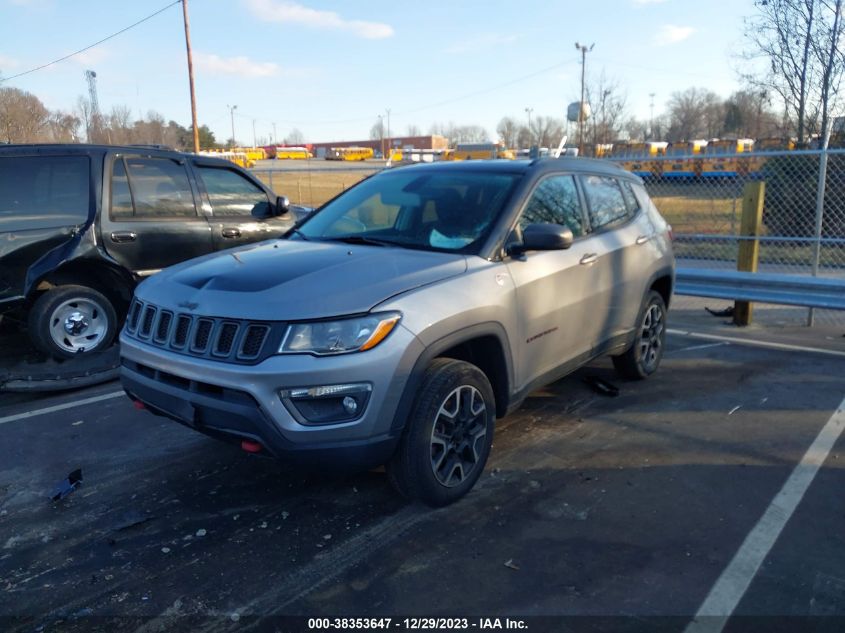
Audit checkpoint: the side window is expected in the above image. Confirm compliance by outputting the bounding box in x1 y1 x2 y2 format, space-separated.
196 166 270 218
619 180 640 215
581 175 630 230
123 157 196 218
0 156 90 229
519 174 584 237
110 158 134 218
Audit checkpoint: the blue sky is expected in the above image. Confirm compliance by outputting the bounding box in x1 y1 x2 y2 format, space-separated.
1 0 758 144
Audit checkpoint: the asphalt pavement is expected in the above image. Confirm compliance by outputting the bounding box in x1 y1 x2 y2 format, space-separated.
1 306 844 633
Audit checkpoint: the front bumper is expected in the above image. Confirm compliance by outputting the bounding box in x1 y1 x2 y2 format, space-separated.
119 325 423 469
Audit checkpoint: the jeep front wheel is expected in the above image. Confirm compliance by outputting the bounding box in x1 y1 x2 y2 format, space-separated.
387 358 495 507
28 285 118 359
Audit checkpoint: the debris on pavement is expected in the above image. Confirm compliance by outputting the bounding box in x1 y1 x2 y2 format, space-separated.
705 306 734 317
728 405 742 415
49 468 82 501
113 510 155 532
195 528 207 537
583 376 620 397
503 559 520 571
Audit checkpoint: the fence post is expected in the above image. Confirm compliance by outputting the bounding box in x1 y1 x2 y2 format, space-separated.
734 181 766 326
808 145 829 327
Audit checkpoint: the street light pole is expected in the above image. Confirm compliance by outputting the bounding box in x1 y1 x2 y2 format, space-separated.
378 114 384 157
649 92 655 141
181 0 200 153
524 107 533 148
227 104 237 148
386 108 391 158
252 118 257 148
575 41 594 156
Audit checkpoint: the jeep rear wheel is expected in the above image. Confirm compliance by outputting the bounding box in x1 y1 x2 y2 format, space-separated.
28 285 118 359
612 290 666 380
387 358 495 506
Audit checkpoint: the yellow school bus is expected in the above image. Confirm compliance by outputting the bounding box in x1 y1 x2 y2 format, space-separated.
612 141 667 179
325 146 375 161
663 140 708 179
453 142 515 160
701 139 755 179
275 146 313 160
198 150 255 169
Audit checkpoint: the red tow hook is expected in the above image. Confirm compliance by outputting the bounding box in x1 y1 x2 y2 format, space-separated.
132 400 146 410
241 440 263 454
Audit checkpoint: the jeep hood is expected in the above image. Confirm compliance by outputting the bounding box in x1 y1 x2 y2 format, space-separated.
135 239 468 321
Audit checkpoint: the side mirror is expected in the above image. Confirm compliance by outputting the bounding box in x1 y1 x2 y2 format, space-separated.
509 223 573 256
274 195 290 216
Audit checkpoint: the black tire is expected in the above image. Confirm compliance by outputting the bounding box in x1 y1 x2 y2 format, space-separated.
612 290 667 380
386 358 495 507
28 285 118 359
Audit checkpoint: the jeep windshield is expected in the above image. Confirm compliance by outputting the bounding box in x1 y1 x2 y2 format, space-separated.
290 169 520 254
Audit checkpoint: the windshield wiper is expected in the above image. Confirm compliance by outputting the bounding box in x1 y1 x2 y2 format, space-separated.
322 235 403 247
285 227 309 241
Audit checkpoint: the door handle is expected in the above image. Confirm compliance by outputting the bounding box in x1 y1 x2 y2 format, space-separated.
110 231 137 243
636 234 652 245
579 253 598 265
221 227 241 238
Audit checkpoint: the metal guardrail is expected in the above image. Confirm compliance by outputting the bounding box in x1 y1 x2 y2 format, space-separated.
675 267 845 310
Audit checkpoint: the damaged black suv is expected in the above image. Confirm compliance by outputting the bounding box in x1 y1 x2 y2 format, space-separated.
0 144 298 359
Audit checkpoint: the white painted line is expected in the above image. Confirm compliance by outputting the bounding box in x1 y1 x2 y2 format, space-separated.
669 342 730 354
0 390 125 426
667 328 845 358
685 395 845 633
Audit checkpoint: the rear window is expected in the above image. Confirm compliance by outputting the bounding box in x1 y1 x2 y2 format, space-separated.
0 156 90 229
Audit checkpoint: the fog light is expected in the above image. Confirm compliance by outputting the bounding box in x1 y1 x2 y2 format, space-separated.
279 383 372 425
342 396 358 415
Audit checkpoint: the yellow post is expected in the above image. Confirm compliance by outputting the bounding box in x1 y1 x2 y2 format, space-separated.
734 181 766 326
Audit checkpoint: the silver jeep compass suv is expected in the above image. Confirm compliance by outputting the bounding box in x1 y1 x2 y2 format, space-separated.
120 158 674 506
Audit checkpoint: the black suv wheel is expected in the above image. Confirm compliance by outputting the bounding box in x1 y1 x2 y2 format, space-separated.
28 285 118 359
612 290 666 380
387 358 495 506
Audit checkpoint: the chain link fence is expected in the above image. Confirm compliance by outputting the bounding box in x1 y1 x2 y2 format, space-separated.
252 161 384 208
629 150 845 326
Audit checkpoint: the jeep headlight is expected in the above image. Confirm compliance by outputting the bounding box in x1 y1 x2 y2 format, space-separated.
279 312 401 355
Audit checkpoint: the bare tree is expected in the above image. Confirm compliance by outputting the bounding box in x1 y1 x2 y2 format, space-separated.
47 111 81 142
665 87 724 141
369 118 384 141
0 87 49 143
429 122 490 144
406 124 421 137
284 128 305 145
530 115 565 148
496 117 520 148
584 72 629 145
813 0 845 141
742 0 845 145
108 105 135 145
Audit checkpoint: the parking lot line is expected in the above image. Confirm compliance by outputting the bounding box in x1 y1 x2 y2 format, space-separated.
685 395 845 632
0 390 124 426
667 328 845 358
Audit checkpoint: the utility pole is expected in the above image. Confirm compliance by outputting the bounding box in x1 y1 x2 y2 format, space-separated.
649 92 655 141
601 89 611 145
227 104 237 147
386 108 391 157
525 107 533 148
378 114 384 157
575 42 594 156
181 0 200 153
252 118 257 148
273 122 277 145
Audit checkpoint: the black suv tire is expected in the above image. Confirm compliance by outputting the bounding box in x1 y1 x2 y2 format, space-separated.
612 290 666 380
28 285 118 359
387 358 495 507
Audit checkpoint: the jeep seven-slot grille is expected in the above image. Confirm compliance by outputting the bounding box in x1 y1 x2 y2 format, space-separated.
124 300 279 364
